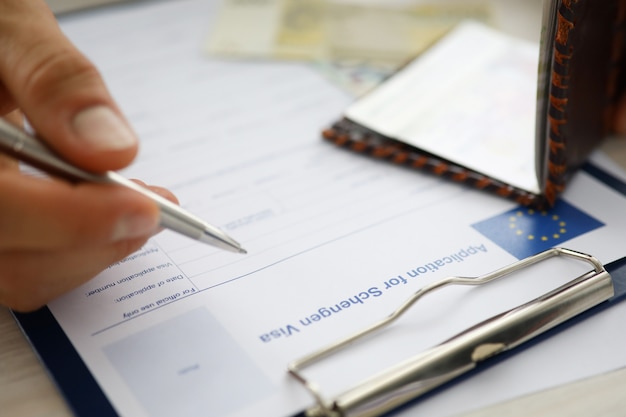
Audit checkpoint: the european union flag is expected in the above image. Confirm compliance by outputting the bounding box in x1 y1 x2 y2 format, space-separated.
471 200 604 259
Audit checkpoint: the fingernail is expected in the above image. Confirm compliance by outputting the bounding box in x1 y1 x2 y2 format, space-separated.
111 213 159 242
72 106 137 151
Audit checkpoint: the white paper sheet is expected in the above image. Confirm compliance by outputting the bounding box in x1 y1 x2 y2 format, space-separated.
44 2 626 417
345 21 540 194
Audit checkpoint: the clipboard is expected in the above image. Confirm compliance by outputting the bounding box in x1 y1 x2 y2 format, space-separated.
11 211 626 417
288 247 626 417
322 0 626 208
8 162 626 417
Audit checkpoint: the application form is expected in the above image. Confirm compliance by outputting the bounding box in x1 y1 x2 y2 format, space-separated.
30 1 626 417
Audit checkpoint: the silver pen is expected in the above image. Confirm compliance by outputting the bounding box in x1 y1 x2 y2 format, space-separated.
0 118 246 254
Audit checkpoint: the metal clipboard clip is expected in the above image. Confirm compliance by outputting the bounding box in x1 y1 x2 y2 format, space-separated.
288 247 614 417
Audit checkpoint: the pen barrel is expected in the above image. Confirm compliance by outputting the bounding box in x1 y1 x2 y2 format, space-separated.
0 119 242 251
321 267 613 417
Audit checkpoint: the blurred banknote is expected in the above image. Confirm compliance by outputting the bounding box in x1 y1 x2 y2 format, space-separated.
206 0 491 67
310 59 397 97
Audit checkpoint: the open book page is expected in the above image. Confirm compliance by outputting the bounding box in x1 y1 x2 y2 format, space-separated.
41 2 626 417
345 21 541 194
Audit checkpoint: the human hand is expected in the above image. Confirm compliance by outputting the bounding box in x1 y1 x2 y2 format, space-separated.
0 0 176 311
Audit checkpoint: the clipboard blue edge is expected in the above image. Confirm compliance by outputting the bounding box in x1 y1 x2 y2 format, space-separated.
11 306 117 417
10 162 626 417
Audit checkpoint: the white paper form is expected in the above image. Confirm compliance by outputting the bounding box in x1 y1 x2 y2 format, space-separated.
345 21 541 194
43 2 626 417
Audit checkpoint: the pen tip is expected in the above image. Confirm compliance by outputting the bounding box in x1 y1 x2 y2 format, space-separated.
239 248 248 255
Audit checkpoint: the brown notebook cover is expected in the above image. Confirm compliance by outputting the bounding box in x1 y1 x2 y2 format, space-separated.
322 0 626 208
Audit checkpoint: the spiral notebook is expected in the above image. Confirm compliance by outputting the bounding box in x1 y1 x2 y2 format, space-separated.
323 0 626 208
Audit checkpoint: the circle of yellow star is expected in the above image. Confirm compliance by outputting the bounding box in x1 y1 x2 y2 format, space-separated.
509 209 567 242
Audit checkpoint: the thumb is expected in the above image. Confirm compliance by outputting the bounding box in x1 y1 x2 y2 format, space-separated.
0 0 138 172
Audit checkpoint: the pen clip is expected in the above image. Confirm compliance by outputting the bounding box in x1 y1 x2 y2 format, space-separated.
287 247 614 417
